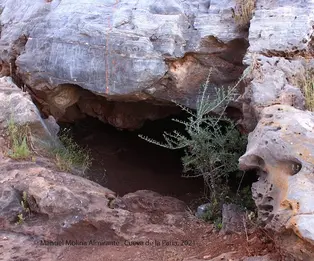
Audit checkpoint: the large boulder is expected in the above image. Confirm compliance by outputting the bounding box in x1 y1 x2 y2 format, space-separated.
239 105 314 260
0 0 247 128
0 155 195 240
0 154 213 260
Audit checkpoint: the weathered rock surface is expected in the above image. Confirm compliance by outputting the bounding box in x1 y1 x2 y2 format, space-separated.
0 154 212 260
249 0 314 54
240 106 314 260
0 185 23 223
240 55 306 132
239 105 314 259
221 203 245 235
0 0 247 128
0 155 193 240
239 1 314 259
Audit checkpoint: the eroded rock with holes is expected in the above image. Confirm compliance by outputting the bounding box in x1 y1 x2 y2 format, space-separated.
240 55 306 132
0 0 247 128
239 104 314 260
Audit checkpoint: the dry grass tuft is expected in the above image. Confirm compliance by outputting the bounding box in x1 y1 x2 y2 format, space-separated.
296 67 314 111
234 0 255 28
7 118 31 160
49 129 92 175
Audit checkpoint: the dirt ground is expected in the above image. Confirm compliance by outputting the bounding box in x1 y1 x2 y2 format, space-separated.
55 227 276 261
1 222 276 261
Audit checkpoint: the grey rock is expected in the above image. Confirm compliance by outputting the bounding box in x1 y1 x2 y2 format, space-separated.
221 203 245 234
238 0 314 259
239 105 314 258
249 0 314 53
43 115 60 139
0 185 23 223
195 203 211 218
240 54 306 132
0 0 246 124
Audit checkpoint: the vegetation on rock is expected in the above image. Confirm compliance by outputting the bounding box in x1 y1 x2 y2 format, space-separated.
296 66 314 111
233 0 255 28
48 129 92 175
140 69 251 222
7 117 31 160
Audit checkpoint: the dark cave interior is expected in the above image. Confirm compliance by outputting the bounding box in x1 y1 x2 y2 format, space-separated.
58 109 258 209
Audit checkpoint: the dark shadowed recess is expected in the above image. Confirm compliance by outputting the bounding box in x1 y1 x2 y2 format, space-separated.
60 113 205 205
57 103 258 208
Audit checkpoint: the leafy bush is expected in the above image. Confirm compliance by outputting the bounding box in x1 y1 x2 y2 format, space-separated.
139 71 247 204
49 129 92 175
7 118 31 159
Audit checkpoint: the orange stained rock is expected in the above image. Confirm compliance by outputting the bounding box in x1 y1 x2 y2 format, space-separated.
266 163 289 210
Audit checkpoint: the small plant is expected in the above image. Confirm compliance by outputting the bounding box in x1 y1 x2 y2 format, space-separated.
214 218 223 230
199 200 220 222
49 129 92 175
233 0 255 28
16 191 30 225
7 117 31 159
16 213 25 225
296 67 314 111
236 185 256 211
21 191 30 213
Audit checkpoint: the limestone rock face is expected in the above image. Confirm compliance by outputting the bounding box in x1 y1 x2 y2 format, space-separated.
239 0 314 259
240 105 314 235
248 0 314 54
0 0 247 127
239 105 314 259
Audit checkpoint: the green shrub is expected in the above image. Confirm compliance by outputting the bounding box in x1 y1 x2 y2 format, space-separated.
49 129 92 175
7 118 31 160
139 70 247 204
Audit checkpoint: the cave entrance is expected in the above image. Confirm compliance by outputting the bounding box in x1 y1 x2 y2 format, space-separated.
62 114 205 205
